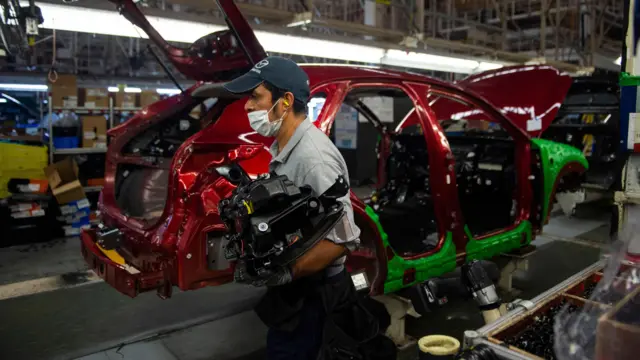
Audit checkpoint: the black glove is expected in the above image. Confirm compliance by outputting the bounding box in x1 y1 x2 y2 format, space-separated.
234 261 293 287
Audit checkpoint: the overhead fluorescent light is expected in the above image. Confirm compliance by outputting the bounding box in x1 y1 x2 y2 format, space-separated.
35 2 225 43
256 31 385 64
287 11 312 28
108 86 120 92
0 98 7 103
615 56 622 66
287 20 311 28
0 83 48 91
124 87 142 93
33 2 505 74
156 88 182 95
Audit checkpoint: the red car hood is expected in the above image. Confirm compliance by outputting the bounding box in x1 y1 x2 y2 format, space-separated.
454 65 573 137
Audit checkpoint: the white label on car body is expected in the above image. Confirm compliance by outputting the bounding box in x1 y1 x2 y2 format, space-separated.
526 118 542 131
351 272 369 291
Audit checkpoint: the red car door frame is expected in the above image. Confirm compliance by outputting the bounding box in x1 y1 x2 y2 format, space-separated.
426 85 533 246
310 79 464 262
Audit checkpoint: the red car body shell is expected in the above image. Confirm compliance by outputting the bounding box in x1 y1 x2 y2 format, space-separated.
81 0 575 298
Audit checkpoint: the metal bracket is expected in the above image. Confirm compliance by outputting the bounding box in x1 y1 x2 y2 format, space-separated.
555 189 586 216
96 226 122 250
497 250 534 293
506 299 535 312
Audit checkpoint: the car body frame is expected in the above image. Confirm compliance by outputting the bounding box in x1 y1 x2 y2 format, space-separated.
80 0 588 298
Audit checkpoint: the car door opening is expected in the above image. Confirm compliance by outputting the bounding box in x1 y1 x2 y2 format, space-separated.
427 92 518 238
318 86 441 258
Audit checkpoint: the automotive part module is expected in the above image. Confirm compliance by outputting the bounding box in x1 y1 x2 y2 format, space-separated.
218 164 350 277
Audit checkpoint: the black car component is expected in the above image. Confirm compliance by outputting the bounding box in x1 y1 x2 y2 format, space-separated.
366 134 438 257
218 163 349 277
403 260 499 315
462 260 503 325
462 260 502 311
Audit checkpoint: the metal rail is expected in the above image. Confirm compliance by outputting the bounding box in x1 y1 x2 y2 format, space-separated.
466 258 606 359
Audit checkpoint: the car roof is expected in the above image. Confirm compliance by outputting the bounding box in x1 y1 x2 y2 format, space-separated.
299 64 463 91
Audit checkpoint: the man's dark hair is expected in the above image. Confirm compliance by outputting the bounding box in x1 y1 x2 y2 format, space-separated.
263 81 307 116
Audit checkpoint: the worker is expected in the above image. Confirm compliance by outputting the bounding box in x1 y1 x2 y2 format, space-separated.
223 56 370 360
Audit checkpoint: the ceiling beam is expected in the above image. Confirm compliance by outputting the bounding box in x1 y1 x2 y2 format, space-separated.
165 0 295 21
32 0 585 73
164 0 405 40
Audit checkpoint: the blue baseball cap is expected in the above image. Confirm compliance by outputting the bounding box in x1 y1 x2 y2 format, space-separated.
223 56 310 104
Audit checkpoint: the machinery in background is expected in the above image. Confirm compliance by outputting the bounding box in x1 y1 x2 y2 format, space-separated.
461 260 607 360
461 229 640 360
614 0 640 259
0 0 44 66
541 75 622 216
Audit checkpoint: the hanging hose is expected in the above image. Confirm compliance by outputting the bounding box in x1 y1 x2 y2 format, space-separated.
48 27 58 83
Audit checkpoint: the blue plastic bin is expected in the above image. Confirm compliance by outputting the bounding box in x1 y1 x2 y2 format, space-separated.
53 136 79 149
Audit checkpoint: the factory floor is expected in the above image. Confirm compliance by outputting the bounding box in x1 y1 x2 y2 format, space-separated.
0 201 610 360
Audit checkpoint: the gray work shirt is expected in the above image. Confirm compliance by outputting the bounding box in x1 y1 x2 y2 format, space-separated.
269 118 361 277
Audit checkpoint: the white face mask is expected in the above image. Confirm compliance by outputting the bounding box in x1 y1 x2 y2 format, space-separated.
247 99 287 137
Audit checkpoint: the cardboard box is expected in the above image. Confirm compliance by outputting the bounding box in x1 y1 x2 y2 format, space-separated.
115 92 137 109
49 74 78 108
596 284 640 360
81 115 107 148
43 157 87 205
84 88 109 108
140 90 160 107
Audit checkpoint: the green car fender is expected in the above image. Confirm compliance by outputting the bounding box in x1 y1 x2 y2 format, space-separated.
530 138 589 224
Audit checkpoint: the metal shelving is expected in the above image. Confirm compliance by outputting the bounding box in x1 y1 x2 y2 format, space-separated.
45 95 139 196
53 147 107 155
83 186 103 192
46 96 141 163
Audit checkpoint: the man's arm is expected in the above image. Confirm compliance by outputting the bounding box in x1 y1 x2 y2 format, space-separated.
290 239 347 280
288 161 359 280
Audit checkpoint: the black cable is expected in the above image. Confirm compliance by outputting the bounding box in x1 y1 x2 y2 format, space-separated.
146 44 183 93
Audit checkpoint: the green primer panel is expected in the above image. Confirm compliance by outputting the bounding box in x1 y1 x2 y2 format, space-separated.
619 72 640 87
465 221 532 261
364 206 457 294
530 138 589 223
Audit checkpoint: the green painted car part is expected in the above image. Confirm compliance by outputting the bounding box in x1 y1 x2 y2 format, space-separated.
465 221 532 262
530 139 589 224
364 206 533 294
362 139 586 295
364 206 457 294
